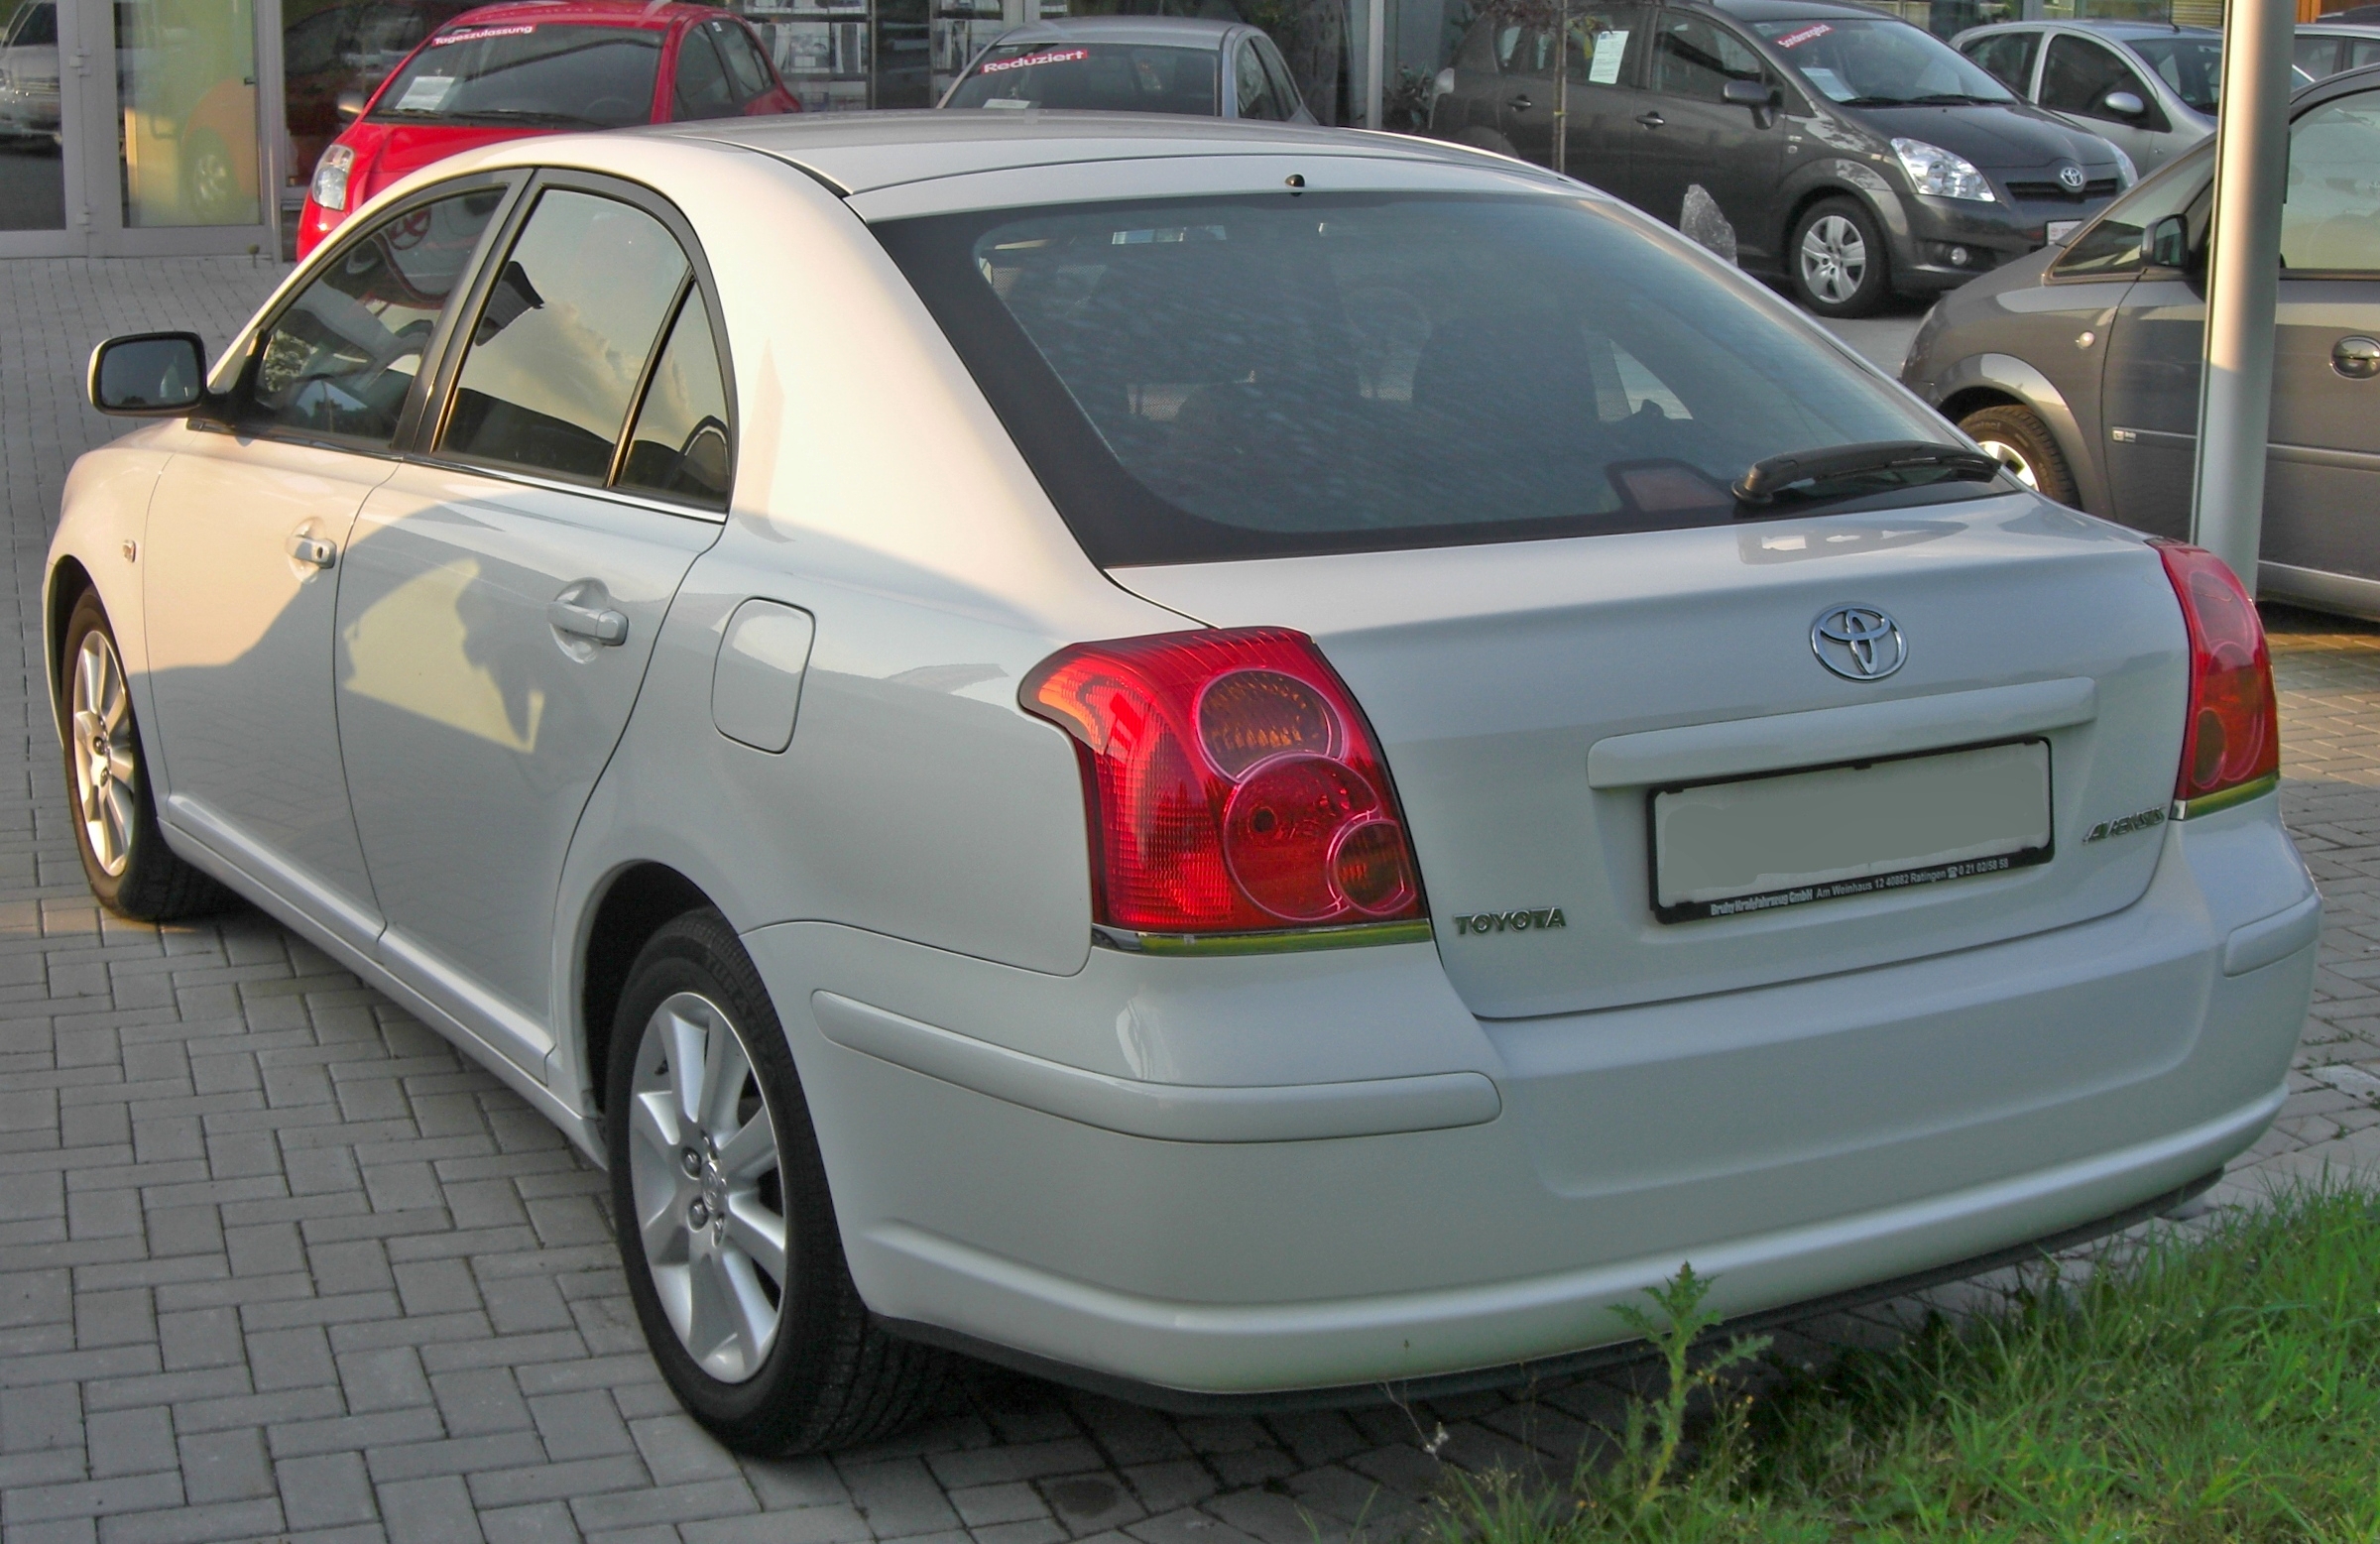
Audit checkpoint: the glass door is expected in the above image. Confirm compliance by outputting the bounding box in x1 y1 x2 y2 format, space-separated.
0 0 79 252
109 0 278 248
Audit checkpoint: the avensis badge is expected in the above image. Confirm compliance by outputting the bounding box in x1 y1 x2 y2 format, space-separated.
1811 605 1907 680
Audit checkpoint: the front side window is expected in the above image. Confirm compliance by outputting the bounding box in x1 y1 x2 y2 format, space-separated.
1255 37 1303 114
880 193 1970 566
248 187 506 444
1961 31 2038 96
1753 18 2012 106
711 20 775 100
672 27 738 119
441 189 690 482
2126 35 2219 113
1235 39 1285 118
1652 14 1764 101
944 43 1220 113
1498 6 1642 84
371 23 661 129
2039 35 2143 121
2281 89 2380 273
2051 144 2208 278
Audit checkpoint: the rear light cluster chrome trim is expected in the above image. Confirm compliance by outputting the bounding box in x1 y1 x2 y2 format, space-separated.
1090 918 1435 957
2171 770 2282 822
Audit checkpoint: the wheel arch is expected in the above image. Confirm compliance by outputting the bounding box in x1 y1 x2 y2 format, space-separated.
1928 350 2107 514
46 556 95 739
579 861 717 1114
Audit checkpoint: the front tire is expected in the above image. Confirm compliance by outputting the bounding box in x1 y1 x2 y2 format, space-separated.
1790 196 1890 318
60 590 226 920
607 909 946 1454
1959 403 2079 507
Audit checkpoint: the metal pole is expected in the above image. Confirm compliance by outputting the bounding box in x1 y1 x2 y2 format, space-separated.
2188 0 2295 591
1364 0 1385 129
1552 0 1568 175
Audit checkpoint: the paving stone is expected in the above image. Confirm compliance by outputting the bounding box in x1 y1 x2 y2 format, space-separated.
279 1452 380 1530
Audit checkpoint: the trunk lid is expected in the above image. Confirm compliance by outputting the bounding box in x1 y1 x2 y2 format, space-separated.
1112 495 2190 1018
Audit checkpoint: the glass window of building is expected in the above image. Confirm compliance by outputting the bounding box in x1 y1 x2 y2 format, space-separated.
0 0 65 232
118 0 266 227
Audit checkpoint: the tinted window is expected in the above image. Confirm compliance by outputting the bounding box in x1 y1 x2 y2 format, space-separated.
441 189 689 482
2125 35 2217 113
249 188 504 444
1962 31 2038 94
1651 14 1764 100
2294 34 2339 77
371 23 660 129
2040 35 2140 119
2282 90 2380 272
2052 145 2208 277
944 43 1219 113
618 287 732 508
672 27 737 118
711 20 774 99
1235 39 1285 118
2353 37 2380 71
880 193 1965 566
1256 37 1302 114
1754 18 2013 104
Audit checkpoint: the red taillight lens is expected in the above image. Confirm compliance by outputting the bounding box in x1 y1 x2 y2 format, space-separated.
2155 541 2280 807
1021 628 1427 934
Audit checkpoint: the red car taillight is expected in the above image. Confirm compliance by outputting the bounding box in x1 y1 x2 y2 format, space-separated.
1021 628 1428 943
2155 540 2280 813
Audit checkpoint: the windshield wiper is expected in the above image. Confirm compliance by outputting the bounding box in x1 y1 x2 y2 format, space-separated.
442 108 607 127
1733 440 2001 508
1907 92 2007 105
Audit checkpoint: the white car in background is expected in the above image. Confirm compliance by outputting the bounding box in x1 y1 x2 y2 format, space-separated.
0 0 60 144
55 113 2316 1453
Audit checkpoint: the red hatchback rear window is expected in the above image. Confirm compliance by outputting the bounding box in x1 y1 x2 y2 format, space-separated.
372 22 661 129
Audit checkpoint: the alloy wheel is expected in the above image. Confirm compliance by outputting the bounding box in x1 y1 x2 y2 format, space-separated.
1973 437 2040 491
70 631 137 879
190 146 237 221
1799 214 1868 305
626 991 789 1383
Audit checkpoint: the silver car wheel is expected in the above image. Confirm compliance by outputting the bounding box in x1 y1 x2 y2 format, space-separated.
1973 437 2040 491
70 631 137 879
627 991 788 1383
1799 214 1868 305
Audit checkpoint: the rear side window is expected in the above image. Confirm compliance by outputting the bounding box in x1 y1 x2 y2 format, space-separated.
371 23 661 129
441 189 690 482
944 43 1220 113
617 287 733 509
878 193 1964 566
248 188 505 445
1962 31 2038 95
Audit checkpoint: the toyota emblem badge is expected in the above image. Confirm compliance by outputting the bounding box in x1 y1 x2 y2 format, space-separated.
1811 605 1907 680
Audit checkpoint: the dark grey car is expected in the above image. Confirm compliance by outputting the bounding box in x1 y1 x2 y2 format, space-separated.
1903 65 2380 617
1427 0 2130 316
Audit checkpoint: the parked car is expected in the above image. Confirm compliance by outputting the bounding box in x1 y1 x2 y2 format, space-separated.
1953 20 2217 178
1904 65 2380 618
284 0 483 206
0 0 59 145
938 17 1314 121
297 0 798 258
1429 0 2132 317
63 111 2314 1452
2296 20 2380 79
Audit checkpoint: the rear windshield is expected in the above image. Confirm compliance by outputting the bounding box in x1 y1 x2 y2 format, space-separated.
1753 18 2015 105
943 43 1219 114
371 23 660 129
877 192 1970 566
2125 35 2220 113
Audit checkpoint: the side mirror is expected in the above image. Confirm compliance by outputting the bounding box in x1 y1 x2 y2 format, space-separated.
2102 88 2146 118
336 88 366 120
86 332 208 416
1723 77 1779 107
2148 211 2190 269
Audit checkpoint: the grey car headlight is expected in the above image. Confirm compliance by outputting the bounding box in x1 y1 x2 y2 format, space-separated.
2111 144 2139 189
1892 138 1995 202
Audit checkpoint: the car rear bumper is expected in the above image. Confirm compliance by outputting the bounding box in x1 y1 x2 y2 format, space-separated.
749 793 2313 1399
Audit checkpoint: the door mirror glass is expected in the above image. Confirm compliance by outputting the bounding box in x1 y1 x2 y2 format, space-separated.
2148 211 2190 268
2102 88 2146 118
88 332 206 415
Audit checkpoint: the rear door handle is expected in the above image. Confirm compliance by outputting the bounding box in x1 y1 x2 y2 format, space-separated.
286 532 336 568
1635 110 1666 128
547 598 629 647
1507 94 1534 111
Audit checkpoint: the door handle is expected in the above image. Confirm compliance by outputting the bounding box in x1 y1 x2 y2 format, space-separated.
1507 94 1534 111
286 532 336 568
2335 335 2380 381
1635 110 1666 128
547 597 629 647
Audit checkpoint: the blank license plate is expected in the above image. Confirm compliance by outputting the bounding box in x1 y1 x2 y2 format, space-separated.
2047 219 2082 244
1651 740 2052 923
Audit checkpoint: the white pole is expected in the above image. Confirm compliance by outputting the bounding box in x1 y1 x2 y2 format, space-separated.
2188 0 2296 591
1365 0 1385 129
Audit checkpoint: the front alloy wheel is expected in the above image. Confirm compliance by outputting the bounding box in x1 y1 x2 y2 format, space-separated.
1800 214 1867 306
626 991 788 1383
70 630 137 879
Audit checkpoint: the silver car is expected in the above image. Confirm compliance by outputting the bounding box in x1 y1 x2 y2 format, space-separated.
58 113 2313 1452
1953 19 2219 176
2296 21 2380 79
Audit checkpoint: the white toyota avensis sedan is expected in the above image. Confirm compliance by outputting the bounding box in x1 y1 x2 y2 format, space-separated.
55 112 2317 1453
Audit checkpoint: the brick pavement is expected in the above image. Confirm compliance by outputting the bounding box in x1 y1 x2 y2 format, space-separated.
4 255 2380 1543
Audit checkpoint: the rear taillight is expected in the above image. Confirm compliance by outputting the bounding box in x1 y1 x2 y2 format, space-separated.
1021 628 1428 946
2155 541 2280 815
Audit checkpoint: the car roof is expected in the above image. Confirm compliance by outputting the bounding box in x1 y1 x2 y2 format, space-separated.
644 109 1538 196
432 0 713 31
1958 16 2214 34
973 17 1244 49
1709 0 1895 23
2300 20 2380 31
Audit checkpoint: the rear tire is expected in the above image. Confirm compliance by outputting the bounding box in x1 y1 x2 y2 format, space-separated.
60 590 227 921
1959 403 2078 507
607 909 947 1454
1790 196 1890 318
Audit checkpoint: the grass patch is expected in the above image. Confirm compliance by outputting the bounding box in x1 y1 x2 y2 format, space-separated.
1430 1186 2380 1542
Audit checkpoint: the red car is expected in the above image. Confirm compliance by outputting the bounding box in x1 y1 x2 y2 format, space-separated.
298 0 797 258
